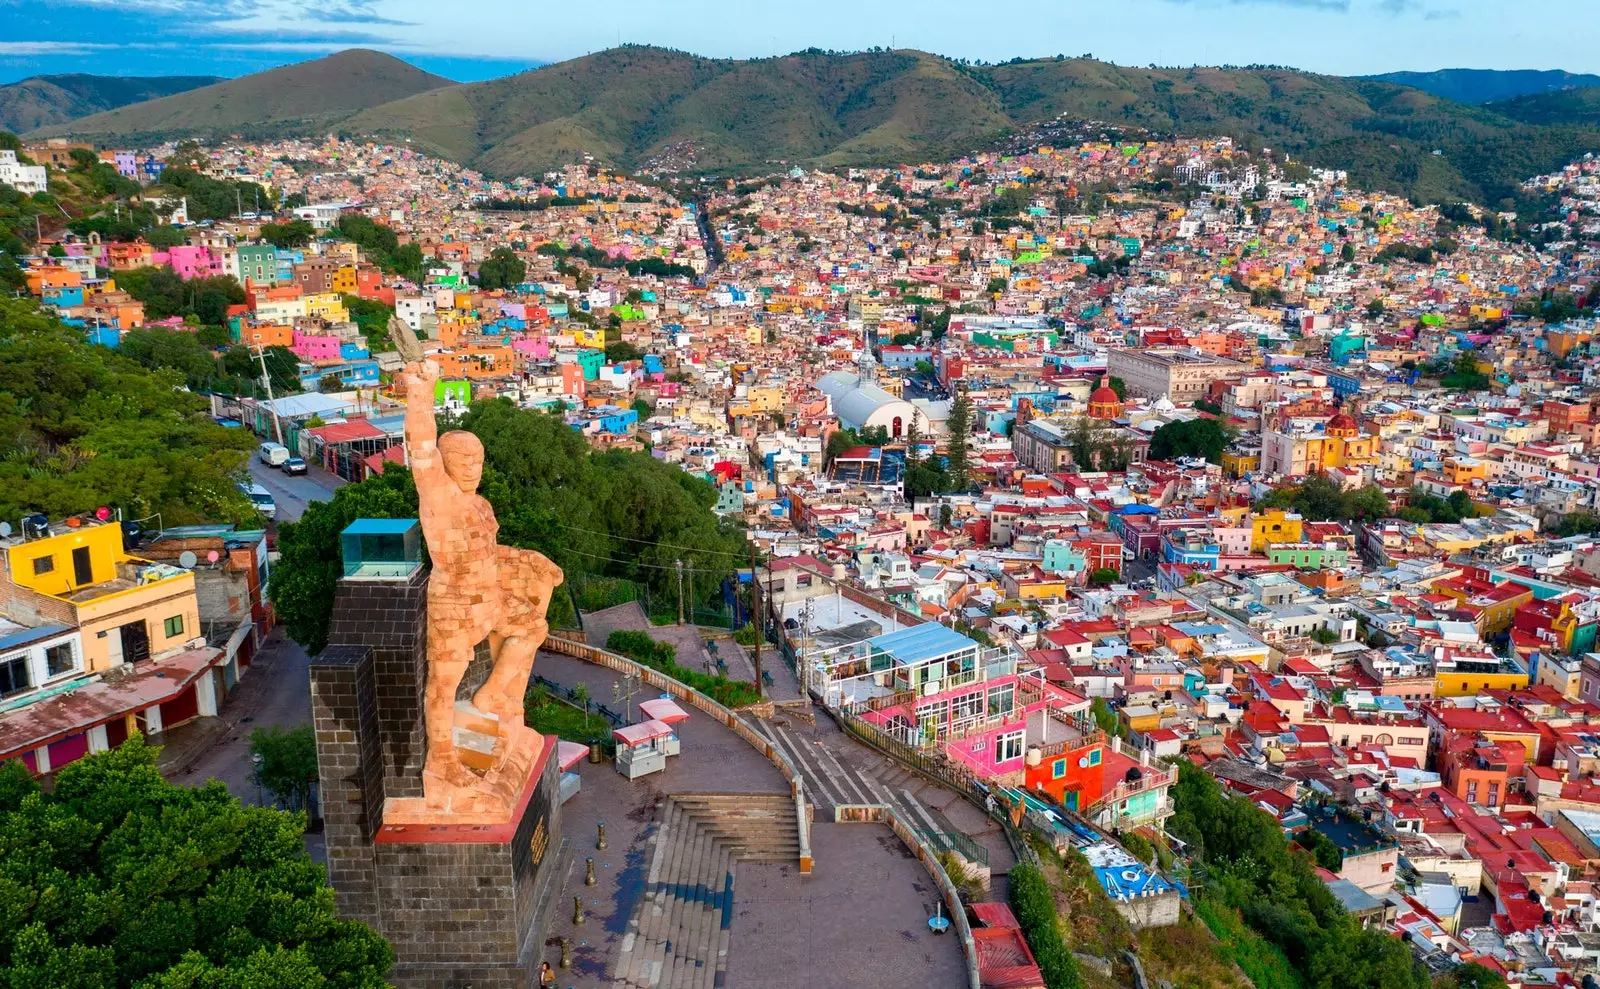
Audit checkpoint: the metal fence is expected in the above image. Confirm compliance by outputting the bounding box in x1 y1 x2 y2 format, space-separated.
915 828 991 867
529 674 624 728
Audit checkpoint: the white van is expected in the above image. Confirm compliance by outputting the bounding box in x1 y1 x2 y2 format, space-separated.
258 442 290 467
238 482 277 521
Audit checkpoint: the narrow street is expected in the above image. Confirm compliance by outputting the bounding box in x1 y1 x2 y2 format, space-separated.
247 458 346 523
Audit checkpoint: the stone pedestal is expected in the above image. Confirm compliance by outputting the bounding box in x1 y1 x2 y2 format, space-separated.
312 571 566 989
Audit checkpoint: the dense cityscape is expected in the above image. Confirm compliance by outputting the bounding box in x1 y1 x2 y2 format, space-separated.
3 22 1600 989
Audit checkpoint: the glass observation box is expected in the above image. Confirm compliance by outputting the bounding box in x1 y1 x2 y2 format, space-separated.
340 519 424 579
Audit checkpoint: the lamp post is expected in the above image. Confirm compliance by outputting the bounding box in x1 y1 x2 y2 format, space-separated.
250 751 265 807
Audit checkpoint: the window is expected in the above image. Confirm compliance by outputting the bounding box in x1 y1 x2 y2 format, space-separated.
1053 758 1066 779
44 642 74 678
987 683 1015 717
995 731 1024 764
1466 781 1479 804
950 692 984 723
0 654 29 697
163 615 184 638
1487 784 1500 806
32 556 54 576
1088 748 1102 767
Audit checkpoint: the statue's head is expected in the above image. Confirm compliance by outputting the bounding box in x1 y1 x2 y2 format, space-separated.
438 430 484 493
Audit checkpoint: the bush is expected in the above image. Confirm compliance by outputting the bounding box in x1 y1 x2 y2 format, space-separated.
604 630 762 707
1009 861 1086 989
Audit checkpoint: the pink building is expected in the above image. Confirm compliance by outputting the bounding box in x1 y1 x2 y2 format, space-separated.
291 332 342 362
513 337 552 359
167 245 227 281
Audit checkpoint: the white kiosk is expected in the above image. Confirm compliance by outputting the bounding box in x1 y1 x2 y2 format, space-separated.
612 698 692 780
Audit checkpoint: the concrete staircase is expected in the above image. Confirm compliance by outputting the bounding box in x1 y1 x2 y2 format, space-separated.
669 793 801 862
612 794 800 989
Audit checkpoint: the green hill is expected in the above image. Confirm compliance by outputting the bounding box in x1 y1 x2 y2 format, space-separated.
1490 86 1600 126
345 48 1599 205
32 49 454 142
33 46 1600 208
0 73 220 133
347 47 1013 176
1367 68 1600 104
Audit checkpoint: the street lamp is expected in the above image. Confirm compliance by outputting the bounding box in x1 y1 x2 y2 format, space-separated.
250 751 265 807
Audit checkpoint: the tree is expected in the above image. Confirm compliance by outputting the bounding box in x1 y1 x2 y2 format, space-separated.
272 401 750 652
342 295 396 351
571 683 591 728
0 297 256 525
1340 242 1356 263
271 469 421 652
259 219 316 248
0 737 392 987
945 392 973 491
605 341 644 363
1148 417 1231 463
1089 567 1120 587
317 373 345 393
249 724 319 812
631 398 653 420
476 247 526 291
1107 376 1128 400
1435 963 1508 989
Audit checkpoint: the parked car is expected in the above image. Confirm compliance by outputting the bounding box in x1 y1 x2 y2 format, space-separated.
258 442 289 467
237 481 277 521
283 457 307 476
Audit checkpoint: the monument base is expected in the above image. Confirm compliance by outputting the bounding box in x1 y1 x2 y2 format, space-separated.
371 737 566 989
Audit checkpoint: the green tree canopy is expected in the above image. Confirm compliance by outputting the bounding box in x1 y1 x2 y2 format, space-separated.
258 219 316 249
1257 475 1390 523
0 297 256 525
272 400 749 652
1148 417 1232 463
0 737 392 987
476 247 527 291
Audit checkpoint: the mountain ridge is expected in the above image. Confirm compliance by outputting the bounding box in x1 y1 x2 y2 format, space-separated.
0 73 221 134
1366 68 1600 104
30 50 453 141
31 47 1600 208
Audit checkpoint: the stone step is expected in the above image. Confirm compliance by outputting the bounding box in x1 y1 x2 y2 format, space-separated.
616 800 744 989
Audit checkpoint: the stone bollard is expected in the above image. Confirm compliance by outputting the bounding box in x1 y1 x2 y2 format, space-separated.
573 895 585 925
586 857 597 886
597 822 608 850
560 938 572 969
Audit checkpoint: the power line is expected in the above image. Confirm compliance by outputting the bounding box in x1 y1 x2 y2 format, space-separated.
547 521 750 560
558 546 730 576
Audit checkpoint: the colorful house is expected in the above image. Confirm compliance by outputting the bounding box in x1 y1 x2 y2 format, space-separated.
1023 731 1176 831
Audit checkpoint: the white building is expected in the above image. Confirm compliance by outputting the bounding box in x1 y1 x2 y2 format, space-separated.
0 150 48 195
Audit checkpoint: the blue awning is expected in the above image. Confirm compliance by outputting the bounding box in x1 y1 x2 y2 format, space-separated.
865 623 976 664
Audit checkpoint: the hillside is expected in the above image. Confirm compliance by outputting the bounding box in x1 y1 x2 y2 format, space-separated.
347 48 1600 206
346 47 1013 176
0 73 220 133
1367 68 1600 104
1491 86 1600 126
29 46 1600 207
32 50 454 141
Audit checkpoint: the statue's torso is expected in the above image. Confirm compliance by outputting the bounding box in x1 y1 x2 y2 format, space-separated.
422 490 500 601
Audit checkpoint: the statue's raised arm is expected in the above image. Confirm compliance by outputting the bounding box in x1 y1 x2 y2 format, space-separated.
401 358 445 479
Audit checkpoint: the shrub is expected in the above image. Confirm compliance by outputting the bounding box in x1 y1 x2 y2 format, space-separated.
605 630 762 707
1009 861 1086 989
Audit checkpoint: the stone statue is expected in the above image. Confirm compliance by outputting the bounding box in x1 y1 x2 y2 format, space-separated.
384 344 564 825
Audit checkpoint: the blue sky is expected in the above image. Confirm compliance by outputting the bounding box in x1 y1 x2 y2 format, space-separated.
0 0 1594 84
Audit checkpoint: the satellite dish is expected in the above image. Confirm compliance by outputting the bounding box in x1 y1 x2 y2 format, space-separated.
0 523 10 538
206 550 220 563
178 551 198 569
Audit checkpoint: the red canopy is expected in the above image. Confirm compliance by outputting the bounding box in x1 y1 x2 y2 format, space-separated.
612 719 675 747
557 740 589 771
638 698 691 724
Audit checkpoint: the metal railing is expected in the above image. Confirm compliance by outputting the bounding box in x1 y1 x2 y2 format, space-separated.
915 827 991 867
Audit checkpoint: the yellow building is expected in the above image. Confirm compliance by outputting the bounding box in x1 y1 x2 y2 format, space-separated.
331 264 358 295
1433 666 1530 698
1250 509 1304 553
303 292 349 323
2 520 200 672
1221 448 1262 478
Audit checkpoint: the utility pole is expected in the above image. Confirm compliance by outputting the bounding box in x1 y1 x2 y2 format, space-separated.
675 559 685 626
748 541 763 698
252 345 285 445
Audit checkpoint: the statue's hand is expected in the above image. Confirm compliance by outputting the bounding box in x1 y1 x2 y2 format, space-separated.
402 359 442 395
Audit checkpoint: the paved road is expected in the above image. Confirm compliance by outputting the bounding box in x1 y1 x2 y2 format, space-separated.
247 458 346 523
